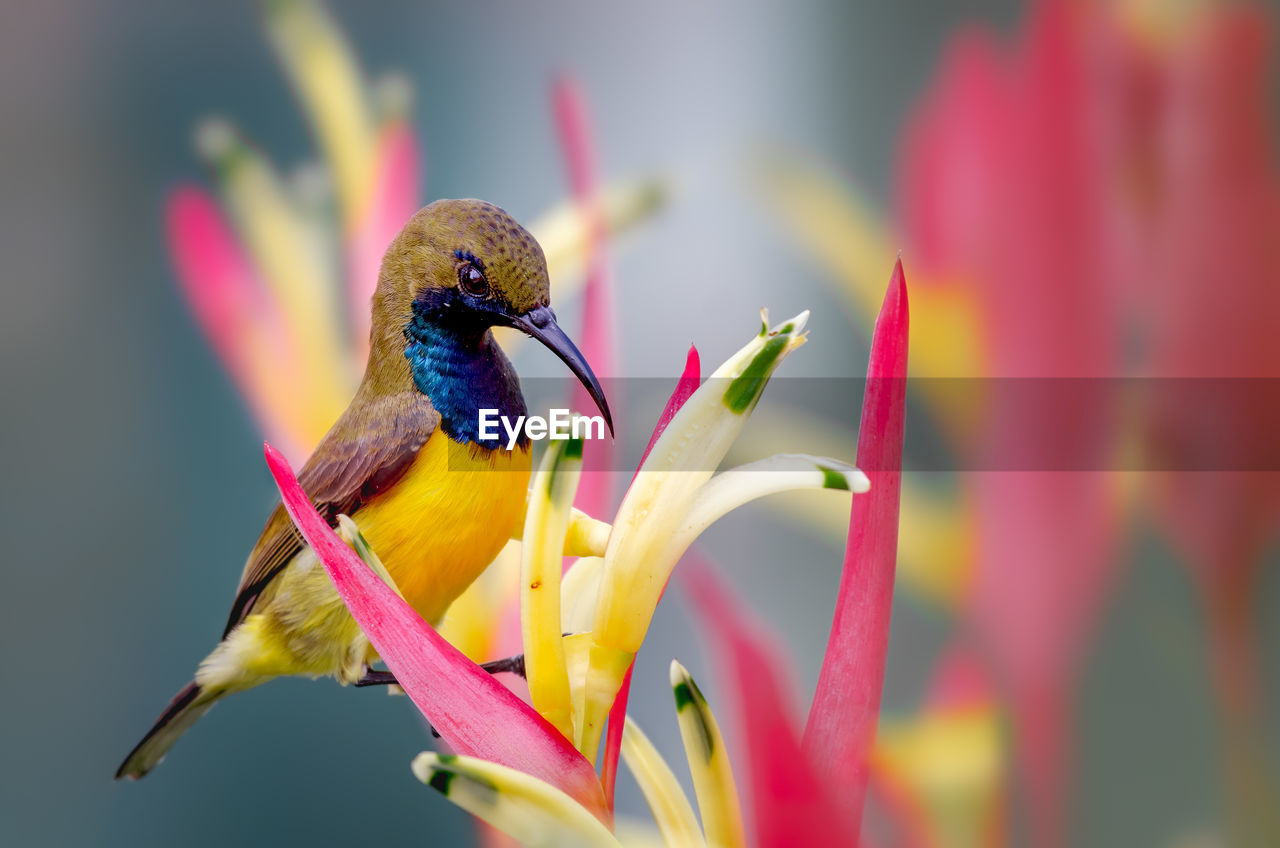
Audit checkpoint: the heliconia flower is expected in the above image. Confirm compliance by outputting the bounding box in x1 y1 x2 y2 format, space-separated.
579 310 870 762
262 289 903 845
667 267 907 847
567 314 868 767
667 661 746 847
409 661 741 848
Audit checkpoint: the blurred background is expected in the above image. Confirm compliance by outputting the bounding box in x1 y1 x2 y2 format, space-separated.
3 0 1279 845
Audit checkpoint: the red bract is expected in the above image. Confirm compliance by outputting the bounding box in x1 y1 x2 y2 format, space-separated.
804 260 908 837
263 443 609 821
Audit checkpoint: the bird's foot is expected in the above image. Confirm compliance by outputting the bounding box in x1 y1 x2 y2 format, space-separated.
354 653 527 689
356 654 528 740
478 653 526 678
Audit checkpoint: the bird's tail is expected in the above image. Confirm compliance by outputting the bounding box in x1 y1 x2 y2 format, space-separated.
116 682 220 780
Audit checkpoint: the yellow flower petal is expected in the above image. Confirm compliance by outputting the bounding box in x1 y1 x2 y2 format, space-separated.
579 313 809 761
562 633 594 749
669 662 745 848
561 557 604 635
678 454 867 545
511 496 611 559
594 311 809 654
621 717 706 848
521 438 584 739
412 752 622 848
565 510 612 557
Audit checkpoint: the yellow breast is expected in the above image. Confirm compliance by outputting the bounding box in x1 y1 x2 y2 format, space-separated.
353 430 531 625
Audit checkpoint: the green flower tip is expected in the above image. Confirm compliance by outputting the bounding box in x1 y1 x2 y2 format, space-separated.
544 435 585 499
814 459 870 493
820 465 851 491
723 310 809 414
412 753 497 802
669 661 715 759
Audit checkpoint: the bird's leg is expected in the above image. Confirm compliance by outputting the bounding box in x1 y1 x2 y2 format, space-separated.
356 652 534 739
354 670 398 687
354 653 527 688
479 653 526 677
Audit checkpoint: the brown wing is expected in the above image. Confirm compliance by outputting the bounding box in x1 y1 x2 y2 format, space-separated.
220 391 440 638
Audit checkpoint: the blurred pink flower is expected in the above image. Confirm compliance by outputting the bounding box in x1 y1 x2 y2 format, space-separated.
896 3 1122 845
1110 8 1280 841
1135 6 1280 717
895 2 1280 843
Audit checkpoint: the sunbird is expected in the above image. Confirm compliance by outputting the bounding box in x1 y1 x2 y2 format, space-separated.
118 199 611 779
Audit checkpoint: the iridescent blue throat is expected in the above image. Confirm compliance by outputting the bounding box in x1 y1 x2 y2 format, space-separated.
404 299 527 450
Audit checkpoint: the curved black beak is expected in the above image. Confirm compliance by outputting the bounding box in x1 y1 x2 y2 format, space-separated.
506 306 613 437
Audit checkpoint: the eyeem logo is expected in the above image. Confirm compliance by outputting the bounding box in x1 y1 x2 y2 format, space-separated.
478 408 608 450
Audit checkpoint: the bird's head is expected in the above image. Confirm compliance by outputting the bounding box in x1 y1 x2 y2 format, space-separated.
370 198 611 433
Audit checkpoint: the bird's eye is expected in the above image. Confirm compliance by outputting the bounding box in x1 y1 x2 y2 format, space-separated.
458 263 489 297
